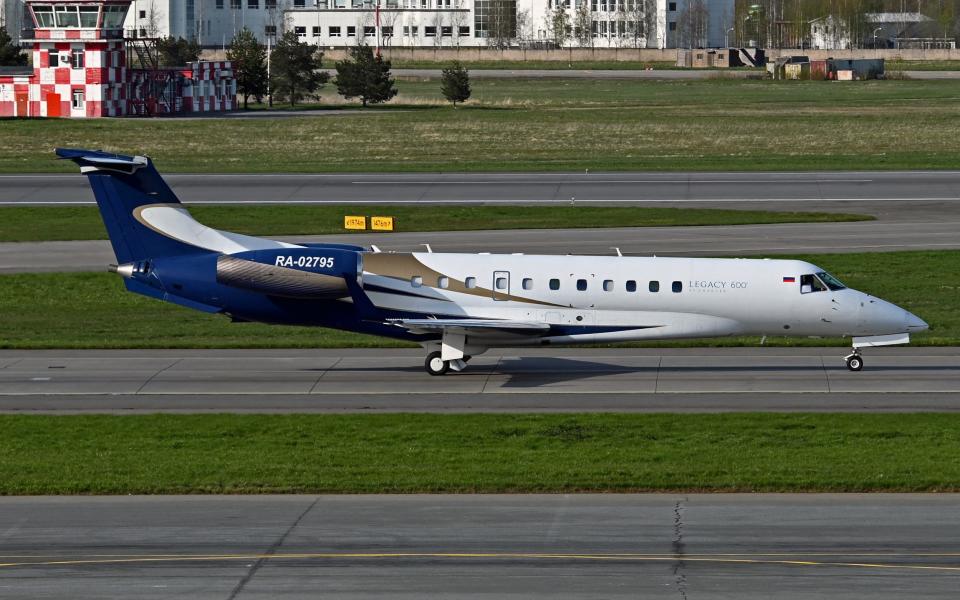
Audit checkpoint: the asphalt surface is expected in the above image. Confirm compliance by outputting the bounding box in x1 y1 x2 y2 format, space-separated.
4 169 960 273
1 494 958 599
3 171 960 212
4 218 957 273
1 348 957 413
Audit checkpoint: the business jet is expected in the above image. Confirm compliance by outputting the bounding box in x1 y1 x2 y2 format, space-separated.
58 148 928 375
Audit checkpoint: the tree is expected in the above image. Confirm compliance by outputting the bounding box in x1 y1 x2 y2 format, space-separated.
270 30 328 107
487 0 518 49
156 36 201 66
574 0 593 48
549 7 571 47
143 0 163 38
677 0 708 48
227 28 268 110
0 26 27 67
440 61 471 106
335 44 397 107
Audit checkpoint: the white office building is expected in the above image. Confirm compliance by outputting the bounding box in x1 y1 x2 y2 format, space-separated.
6 0 733 50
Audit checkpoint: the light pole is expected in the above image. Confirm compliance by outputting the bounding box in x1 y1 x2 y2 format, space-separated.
266 32 274 108
872 26 882 49
726 26 734 48
742 15 750 47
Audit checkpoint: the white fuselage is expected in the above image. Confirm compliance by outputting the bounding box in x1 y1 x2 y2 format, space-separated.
361 253 925 347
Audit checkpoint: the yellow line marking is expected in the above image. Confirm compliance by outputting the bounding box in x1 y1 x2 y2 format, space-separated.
1 552 960 573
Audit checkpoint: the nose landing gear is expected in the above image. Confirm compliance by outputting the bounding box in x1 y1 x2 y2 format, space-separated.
844 349 864 372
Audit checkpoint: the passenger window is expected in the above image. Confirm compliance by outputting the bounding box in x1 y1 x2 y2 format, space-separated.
649 280 660 293
672 281 682 293
549 278 560 290
411 276 423 287
626 280 637 292
437 276 449 289
576 279 587 291
465 277 477 289
522 278 533 290
800 274 827 294
603 280 613 292
495 277 507 290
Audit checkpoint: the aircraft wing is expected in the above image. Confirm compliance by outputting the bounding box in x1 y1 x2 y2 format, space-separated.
388 318 550 338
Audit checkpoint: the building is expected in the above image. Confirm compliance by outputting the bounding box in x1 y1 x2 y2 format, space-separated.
0 0 236 117
7 0 734 50
810 12 956 50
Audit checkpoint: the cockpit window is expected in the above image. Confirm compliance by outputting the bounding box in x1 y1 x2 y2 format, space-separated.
800 274 828 294
816 271 846 291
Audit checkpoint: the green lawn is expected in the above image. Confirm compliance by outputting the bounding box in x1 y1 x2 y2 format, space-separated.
897 60 960 71
5 79 960 173
0 250 954 349
388 59 683 70
1 413 959 494
0 205 870 242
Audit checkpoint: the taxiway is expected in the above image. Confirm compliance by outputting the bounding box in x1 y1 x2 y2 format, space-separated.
1 348 957 413
0 494 958 599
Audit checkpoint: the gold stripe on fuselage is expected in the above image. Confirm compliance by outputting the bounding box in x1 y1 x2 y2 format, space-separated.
362 253 562 307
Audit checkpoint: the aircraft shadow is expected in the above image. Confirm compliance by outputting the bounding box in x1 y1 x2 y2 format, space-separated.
316 356 959 388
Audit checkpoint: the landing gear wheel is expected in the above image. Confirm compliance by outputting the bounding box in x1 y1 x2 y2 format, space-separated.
846 354 864 372
425 351 449 376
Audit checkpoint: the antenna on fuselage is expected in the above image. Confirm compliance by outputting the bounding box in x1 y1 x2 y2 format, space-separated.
612 247 623 257
421 244 433 253
370 245 382 253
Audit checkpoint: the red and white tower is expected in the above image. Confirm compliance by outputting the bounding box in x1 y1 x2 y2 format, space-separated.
20 0 131 117
0 0 235 118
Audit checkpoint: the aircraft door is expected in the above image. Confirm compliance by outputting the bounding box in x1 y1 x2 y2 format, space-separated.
492 271 510 300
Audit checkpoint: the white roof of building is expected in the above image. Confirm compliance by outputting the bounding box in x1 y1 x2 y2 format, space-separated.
866 12 932 23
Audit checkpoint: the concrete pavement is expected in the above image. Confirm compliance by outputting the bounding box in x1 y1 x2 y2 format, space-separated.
1 348 957 413
1 494 958 599
3 219 958 273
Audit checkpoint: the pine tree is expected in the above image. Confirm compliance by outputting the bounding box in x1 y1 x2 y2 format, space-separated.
335 45 397 108
269 31 329 107
227 28 268 109
0 26 27 67
156 36 201 67
440 61 471 107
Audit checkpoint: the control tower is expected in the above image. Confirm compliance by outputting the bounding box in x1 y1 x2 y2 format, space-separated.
0 0 234 118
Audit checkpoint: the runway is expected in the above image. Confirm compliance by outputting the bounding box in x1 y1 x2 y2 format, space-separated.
1 348 958 413
1 494 958 599
3 171 960 216
3 219 959 273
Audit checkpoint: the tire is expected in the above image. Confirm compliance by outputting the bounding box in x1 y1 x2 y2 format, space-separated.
846 356 863 372
425 351 449 376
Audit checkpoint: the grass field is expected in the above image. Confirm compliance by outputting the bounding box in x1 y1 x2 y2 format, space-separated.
0 250 954 349
5 79 960 173
2 413 959 494
388 59 684 70
896 60 960 71
390 59 957 71
0 205 869 242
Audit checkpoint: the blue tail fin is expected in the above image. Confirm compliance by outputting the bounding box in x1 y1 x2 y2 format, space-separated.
57 148 206 264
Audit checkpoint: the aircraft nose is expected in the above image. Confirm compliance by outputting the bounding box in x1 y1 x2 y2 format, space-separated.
906 311 928 332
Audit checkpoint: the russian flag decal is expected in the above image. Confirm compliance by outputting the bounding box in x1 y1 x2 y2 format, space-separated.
783 276 796 283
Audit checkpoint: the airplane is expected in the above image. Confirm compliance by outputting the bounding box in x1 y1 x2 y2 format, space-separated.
57 148 928 375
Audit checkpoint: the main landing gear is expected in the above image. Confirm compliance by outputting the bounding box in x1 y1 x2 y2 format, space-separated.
844 348 864 372
424 352 470 376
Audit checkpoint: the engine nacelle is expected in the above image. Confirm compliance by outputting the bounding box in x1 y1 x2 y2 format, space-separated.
215 248 360 299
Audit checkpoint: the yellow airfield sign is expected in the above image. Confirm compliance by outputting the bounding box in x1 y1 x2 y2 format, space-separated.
344 216 367 230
